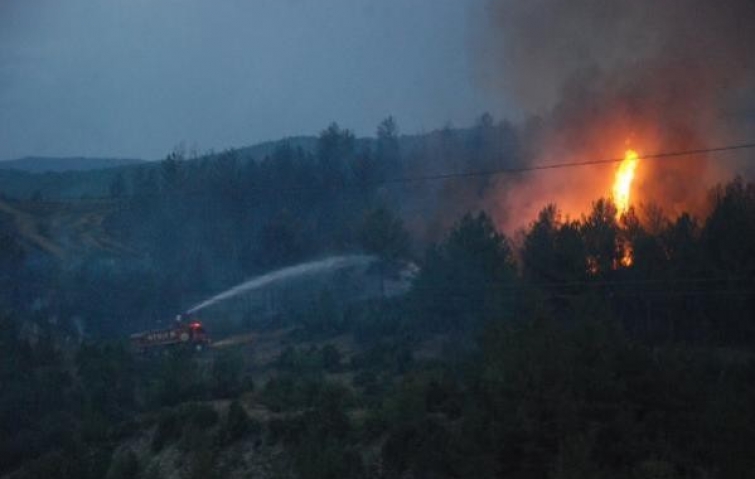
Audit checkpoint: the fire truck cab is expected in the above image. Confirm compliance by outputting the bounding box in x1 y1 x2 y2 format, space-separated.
130 319 210 354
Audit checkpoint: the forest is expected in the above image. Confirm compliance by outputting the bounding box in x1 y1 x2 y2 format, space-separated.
1 116 755 478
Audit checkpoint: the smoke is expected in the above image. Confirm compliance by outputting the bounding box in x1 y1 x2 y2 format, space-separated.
476 0 755 230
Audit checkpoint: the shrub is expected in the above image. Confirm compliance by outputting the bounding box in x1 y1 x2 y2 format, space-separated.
151 410 181 452
183 403 219 429
321 345 342 373
211 350 246 398
223 400 260 444
106 450 139 479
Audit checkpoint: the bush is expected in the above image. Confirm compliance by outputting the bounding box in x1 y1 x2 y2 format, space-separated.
142 464 164 479
223 400 261 444
106 450 139 479
211 350 246 398
267 416 308 446
188 447 220 479
293 437 363 479
261 375 324 412
350 340 414 374
181 402 219 429
151 410 181 452
261 376 297 412
381 418 456 477
151 403 221 453
277 346 329 375
321 345 342 373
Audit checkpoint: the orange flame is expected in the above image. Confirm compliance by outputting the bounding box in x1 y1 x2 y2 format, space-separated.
619 243 634 267
612 149 639 219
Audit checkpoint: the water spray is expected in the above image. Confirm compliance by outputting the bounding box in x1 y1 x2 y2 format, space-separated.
183 255 377 316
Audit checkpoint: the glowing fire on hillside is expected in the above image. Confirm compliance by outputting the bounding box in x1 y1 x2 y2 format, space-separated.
612 149 639 219
612 149 639 268
619 243 634 268
612 149 640 268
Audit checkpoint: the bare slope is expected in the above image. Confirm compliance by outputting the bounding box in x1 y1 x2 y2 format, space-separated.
0 198 137 260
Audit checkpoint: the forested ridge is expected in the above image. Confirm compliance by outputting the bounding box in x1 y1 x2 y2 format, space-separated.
1 117 755 478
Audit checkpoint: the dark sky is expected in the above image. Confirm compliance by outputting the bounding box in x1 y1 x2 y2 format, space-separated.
0 0 504 161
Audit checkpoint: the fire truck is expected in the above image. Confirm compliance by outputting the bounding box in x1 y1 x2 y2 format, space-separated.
130 317 210 353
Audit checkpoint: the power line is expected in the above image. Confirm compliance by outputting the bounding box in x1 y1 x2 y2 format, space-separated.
424 289 755 301
17 274 753 297
413 276 755 291
5 142 755 294
379 142 755 185
10 141 755 204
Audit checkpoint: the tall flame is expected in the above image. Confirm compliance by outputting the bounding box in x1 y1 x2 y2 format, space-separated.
613 149 639 219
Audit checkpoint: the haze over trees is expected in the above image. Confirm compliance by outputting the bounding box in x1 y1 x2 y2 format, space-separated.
1 115 754 478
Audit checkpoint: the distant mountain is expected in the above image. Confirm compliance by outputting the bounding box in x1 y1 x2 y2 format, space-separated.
234 136 318 159
0 156 145 173
0 129 470 200
0 138 319 200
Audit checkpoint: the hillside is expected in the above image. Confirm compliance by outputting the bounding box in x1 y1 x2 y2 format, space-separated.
1 122 754 478
0 157 145 173
0 127 477 201
0 198 136 260
0 138 322 200
0 168 132 200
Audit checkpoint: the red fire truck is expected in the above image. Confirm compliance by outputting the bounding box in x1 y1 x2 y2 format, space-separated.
130 318 210 353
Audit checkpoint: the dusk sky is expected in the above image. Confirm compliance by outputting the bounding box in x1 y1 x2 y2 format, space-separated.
0 0 506 161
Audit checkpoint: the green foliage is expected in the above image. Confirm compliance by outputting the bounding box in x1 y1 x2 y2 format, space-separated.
261 375 324 412
381 417 457 477
145 349 208 408
211 349 246 398
183 402 220 429
374 116 401 181
76 342 136 419
275 343 344 376
0 229 26 308
256 209 309 269
351 300 406 344
105 450 139 479
581 198 622 276
350 339 414 375
522 204 588 285
188 446 221 479
413 211 518 332
223 400 261 444
459 313 755 477
3 121 755 479
297 290 348 336
15 451 88 479
267 415 309 446
424 375 463 419
703 176 755 274
320 344 342 373
515 181 755 346
151 409 182 452
141 464 164 479
293 438 363 479
14 440 113 479
351 369 387 408
276 346 321 375
358 207 410 261
108 172 127 198
266 381 361 479
151 402 219 453
0 315 84 475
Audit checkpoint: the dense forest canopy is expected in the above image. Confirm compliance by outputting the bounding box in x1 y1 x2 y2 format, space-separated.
3 0 755 476
1 114 754 478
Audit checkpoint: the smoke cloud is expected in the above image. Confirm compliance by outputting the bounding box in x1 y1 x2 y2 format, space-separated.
477 0 755 230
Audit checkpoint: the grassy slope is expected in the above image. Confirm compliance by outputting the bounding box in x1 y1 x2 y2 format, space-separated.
0 198 136 260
